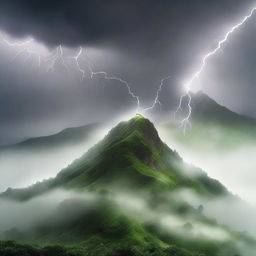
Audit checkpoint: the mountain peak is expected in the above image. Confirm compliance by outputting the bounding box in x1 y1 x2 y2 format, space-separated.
0 115 169 200
1 114 228 202
135 113 144 119
103 114 163 150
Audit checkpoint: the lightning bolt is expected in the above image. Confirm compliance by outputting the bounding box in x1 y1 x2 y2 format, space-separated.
46 45 69 72
13 48 41 67
0 34 140 112
59 45 69 72
45 48 58 72
1 34 41 67
5 4 256 124
174 91 192 135
84 49 141 112
0 34 34 47
175 6 256 134
143 75 172 112
69 46 85 80
0 33 71 73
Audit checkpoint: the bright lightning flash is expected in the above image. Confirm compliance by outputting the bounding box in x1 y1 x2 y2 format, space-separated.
0 34 42 67
4 4 255 127
82 48 141 112
69 46 85 80
175 6 256 134
0 33 140 113
46 45 69 72
0 33 71 73
143 76 172 112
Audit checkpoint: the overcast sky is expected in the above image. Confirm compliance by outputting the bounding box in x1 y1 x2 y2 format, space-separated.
0 0 255 145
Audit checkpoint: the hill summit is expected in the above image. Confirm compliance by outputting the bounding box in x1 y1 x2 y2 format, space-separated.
1 114 227 201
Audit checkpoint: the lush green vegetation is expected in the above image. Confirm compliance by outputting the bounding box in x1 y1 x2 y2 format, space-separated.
0 115 254 256
1 115 227 201
0 239 207 256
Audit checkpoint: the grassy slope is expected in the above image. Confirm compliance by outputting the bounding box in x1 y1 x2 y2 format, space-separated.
1 115 255 256
1 197 205 256
1 114 227 200
0 240 203 256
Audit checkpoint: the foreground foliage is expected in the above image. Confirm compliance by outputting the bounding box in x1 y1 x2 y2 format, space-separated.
0 240 204 256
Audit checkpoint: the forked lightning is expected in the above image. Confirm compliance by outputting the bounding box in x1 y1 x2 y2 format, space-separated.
175 6 256 133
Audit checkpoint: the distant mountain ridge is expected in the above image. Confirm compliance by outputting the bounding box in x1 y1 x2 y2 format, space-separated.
0 123 98 150
3 91 255 151
192 91 256 132
158 91 256 152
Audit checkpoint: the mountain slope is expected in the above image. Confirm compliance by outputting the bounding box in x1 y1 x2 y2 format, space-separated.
157 91 256 201
1 114 227 201
156 92 256 235
1 115 255 256
0 123 99 193
159 91 256 150
192 91 256 144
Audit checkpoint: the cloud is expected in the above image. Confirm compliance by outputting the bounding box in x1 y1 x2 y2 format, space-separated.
0 0 255 145
0 1 251 53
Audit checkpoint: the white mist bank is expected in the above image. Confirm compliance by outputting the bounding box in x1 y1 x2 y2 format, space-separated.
158 125 256 205
0 111 137 193
0 125 109 192
0 188 231 243
0 189 99 237
170 188 256 236
0 186 255 256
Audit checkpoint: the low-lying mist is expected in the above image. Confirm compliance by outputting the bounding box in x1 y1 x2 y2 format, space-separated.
171 188 256 235
157 122 256 204
0 188 225 240
1 115 256 255
1 185 255 256
0 125 108 192
0 112 138 193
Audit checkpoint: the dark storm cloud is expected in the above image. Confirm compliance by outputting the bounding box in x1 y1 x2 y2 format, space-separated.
0 49 137 145
0 0 255 145
0 1 252 50
0 0 251 98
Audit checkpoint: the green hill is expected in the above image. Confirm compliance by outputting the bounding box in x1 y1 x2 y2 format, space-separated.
1 115 255 256
1 114 227 201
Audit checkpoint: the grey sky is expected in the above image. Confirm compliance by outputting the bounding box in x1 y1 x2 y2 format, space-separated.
0 0 255 145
